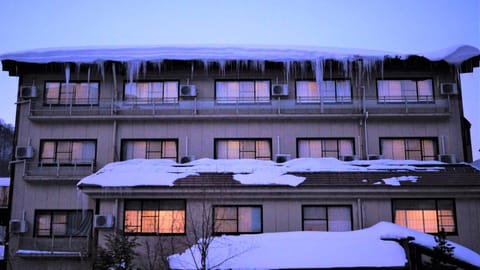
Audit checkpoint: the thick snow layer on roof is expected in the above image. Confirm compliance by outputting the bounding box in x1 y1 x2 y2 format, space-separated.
0 178 10 187
1 45 478 64
77 158 444 188
168 222 480 269
378 175 419 186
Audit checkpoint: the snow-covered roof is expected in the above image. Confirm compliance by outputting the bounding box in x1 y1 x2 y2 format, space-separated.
168 221 480 269
77 158 448 188
1 45 479 65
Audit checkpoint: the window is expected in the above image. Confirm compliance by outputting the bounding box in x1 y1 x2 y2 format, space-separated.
124 200 185 234
40 140 96 165
298 138 354 158
45 82 99 105
35 210 92 237
121 139 178 161
377 79 433 103
302 206 352 231
216 80 270 103
393 199 456 234
296 80 352 103
380 138 437 160
215 139 272 160
124 81 178 103
214 206 262 234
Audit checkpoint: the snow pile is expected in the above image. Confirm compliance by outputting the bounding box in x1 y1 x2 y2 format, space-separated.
375 175 419 186
168 222 480 269
77 158 443 188
1 44 478 64
0 178 9 187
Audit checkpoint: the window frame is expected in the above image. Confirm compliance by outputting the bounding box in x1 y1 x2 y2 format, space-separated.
295 79 352 104
123 199 186 236
44 81 100 106
302 205 353 232
297 138 355 158
215 79 271 104
214 138 272 160
392 199 457 235
120 139 179 161
39 139 97 166
213 205 263 235
123 80 180 104
376 78 435 103
34 209 93 238
379 137 438 161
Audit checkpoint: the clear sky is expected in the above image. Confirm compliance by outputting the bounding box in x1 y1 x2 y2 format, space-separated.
0 0 479 158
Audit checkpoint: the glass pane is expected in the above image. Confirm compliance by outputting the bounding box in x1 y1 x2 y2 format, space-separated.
321 81 336 103
402 80 417 101
215 207 237 219
36 214 51 236
163 141 178 160
336 80 352 102
297 81 319 103
159 210 185 233
339 139 354 156
256 140 271 159
125 210 141 233
239 81 254 102
304 220 327 231
41 142 56 163
45 82 61 104
417 79 433 101
327 207 351 231
164 81 178 103
215 220 237 233
255 81 270 102
238 207 261 233
303 206 326 219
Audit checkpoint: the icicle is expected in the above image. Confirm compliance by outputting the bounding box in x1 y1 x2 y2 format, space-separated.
284 61 291 83
315 58 324 111
65 64 71 87
75 62 81 80
112 63 117 92
96 61 105 82
191 61 195 80
202 60 209 74
87 66 91 84
127 61 141 83
218 60 226 75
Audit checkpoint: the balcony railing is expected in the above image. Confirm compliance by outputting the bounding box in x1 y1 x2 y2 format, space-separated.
15 236 91 258
18 160 96 180
25 96 451 117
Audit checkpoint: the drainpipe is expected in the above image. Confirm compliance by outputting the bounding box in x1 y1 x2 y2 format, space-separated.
361 86 369 159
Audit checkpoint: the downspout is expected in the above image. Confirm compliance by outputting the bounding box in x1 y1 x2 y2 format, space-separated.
361 86 369 159
356 198 364 229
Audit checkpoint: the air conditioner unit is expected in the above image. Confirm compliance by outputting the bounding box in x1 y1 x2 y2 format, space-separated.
15 146 34 159
271 84 288 97
440 83 458 95
180 155 195 164
339 155 358 161
180 85 197 97
20 86 38 99
94 214 115 229
368 154 383 160
438 154 456 164
9 220 27 234
275 154 291 163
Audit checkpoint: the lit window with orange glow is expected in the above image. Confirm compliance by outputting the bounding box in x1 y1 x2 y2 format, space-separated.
393 199 456 234
124 200 186 234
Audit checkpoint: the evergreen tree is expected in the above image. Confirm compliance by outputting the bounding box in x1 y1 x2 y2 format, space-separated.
94 230 139 270
424 228 456 270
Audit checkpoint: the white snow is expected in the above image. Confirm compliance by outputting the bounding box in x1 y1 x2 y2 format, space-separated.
380 175 419 186
168 221 480 269
77 158 443 188
1 45 478 64
0 178 9 187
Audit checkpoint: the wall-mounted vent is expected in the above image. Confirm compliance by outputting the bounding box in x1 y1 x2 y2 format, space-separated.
275 154 291 163
339 155 358 161
180 85 197 97
440 83 458 95
367 154 383 160
180 155 195 164
20 86 38 99
94 214 115 229
271 84 288 97
15 146 34 159
438 154 456 164
9 220 27 234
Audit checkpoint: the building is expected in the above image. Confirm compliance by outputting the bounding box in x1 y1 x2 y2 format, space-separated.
1 45 480 270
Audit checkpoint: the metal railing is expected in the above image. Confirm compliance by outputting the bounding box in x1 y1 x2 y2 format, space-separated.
20 160 96 178
25 95 450 117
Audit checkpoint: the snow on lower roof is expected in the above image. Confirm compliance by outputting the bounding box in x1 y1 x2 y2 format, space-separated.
1 45 478 64
77 158 444 188
168 221 480 269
